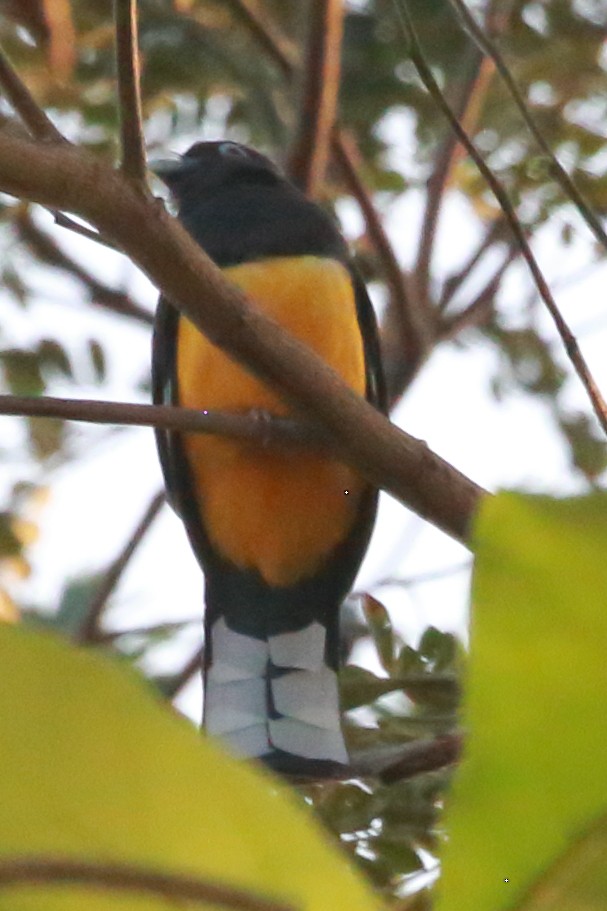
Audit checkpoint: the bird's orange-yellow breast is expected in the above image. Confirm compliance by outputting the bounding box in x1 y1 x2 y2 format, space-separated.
176 255 367 588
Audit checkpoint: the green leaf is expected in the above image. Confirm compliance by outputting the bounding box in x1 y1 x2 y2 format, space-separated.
0 349 45 396
436 491 607 911
340 665 401 710
0 624 382 911
516 812 607 910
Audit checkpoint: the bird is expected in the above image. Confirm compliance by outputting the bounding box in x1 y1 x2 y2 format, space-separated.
151 140 386 778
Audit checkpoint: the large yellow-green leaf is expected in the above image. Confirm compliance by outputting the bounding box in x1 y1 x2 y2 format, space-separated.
517 812 607 910
0 623 382 911
437 492 607 911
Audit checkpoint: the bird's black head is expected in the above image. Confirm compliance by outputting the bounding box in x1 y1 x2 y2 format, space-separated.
150 141 281 202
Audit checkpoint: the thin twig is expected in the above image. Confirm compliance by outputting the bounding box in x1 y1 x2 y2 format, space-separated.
78 491 165 644
0 394 326 449
114 0 147 182
448 0 607 253
0 46 66 143
332 129 430 400
414 49 487 307
227 0 298 79
0 856 296 911
437 218 504 312
356 560 471 593
53 211 120 251
287 0 344 197
16 210 153 325
393 0 607 437
164 645 204 699
98 618 196 643
439 242 521 340
297 733 463 782
377 733 462 784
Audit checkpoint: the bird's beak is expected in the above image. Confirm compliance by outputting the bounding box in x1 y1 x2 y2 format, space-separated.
148 155 198 183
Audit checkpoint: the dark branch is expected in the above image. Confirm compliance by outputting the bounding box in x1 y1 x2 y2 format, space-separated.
78 491 165 644
377 733 462 784
437 218 504 313
393 0 607 437
165 645 204 699
0 46 66 143
0 856 296 911
15 210 153 325
114 0 147 182
227 0 298 79
0 394 326 449
332 130 431 401
285 733 463 783
287 0 344 197
439 242 521 340
414 49 487 308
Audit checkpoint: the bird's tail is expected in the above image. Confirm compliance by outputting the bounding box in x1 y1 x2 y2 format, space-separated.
202 582 349 777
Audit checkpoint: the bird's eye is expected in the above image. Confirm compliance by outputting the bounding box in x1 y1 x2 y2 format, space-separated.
218 142 250 159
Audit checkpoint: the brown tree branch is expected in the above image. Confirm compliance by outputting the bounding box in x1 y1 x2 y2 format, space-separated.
331 130 431 402
78 491 166 644
0 129 486 544
0 394 326 449
0 856 296 911
286 0 344 197
376 733 462 784
448 0 607 253
437 218 504 312
413 49 487 309
15 209 153 325
0 47 66 143
217 2 426 404
438 243 521 341
227 0 298 79
285 733 463 783
393 0 607 437
114 0 147 183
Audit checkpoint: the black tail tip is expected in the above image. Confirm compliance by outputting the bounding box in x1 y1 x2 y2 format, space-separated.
259 749 351 780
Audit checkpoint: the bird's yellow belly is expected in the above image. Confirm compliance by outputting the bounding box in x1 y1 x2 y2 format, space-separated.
176 256 367 588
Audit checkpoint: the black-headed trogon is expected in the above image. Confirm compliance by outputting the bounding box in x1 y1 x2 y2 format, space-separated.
151 141 386 777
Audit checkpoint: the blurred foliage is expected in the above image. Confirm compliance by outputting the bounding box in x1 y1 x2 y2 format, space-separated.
304 603 462 902
0 622 382 911
18 568 461 903
437 491 607 911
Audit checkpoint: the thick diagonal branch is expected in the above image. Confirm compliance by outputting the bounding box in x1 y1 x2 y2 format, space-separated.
0 130 486 544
